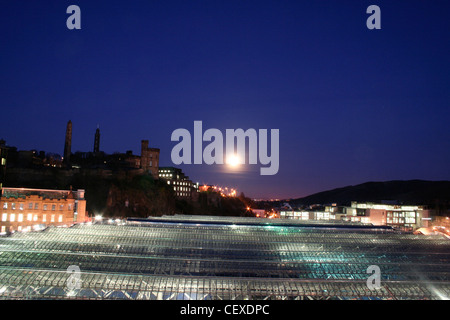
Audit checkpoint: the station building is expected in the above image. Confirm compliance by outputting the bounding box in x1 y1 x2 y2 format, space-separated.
0 187 87 234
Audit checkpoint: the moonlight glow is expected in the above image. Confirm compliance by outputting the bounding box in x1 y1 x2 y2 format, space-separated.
226 154 241 167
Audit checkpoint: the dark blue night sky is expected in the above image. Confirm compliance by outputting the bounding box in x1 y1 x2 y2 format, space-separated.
1 0 449 199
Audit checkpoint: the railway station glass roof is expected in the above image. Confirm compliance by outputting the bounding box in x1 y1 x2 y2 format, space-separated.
0 215 448 300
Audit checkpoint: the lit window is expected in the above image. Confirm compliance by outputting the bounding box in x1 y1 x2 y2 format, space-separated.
33 215 38 222
10 214 15 222
27 213 32 221
42 215 47 222
18 214 23 222
51 215 55 222
58 215 63 222
2 213 7 222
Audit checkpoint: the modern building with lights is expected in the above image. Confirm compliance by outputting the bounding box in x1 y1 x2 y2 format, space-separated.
158 167 198 199
280 201 431 231
0 187 87 234
0 214 448 300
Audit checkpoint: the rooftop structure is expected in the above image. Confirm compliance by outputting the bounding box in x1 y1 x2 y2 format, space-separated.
0 215 448 300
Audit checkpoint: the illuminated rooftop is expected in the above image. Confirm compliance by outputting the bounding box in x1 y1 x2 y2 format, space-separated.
0 215 448 300
1 187 84 200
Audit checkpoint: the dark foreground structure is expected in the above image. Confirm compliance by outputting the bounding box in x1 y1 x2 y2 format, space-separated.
0 215 448 300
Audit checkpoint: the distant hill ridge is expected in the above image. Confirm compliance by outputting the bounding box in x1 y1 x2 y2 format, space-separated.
289 180 450 207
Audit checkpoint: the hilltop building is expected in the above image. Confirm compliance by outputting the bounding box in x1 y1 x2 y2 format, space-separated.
158 167 198 199
61 121 161 178
140 140 160 179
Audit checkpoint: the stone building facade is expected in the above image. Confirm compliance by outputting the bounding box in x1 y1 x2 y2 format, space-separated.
140 140 160 179
0 187 87 234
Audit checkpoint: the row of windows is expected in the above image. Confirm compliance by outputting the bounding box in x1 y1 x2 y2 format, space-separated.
1 225 33 233
159 173 173 178
2 202 72 211
1 213 64 223
281 212 335 220
176 192 190 198
173 186 191 192
172 181 190 186
387 211 416 218
387 217 416 224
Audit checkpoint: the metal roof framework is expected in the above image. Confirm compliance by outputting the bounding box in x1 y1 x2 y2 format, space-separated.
0 216 448 300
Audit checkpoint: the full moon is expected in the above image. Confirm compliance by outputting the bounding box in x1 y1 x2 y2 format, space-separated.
227 154 240 167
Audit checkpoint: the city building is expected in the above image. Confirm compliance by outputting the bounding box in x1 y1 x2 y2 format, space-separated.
158 167 198 199
3 121 162 181
343 202 431 231
280 201 431 231
280 210 337 222
0 187 87 234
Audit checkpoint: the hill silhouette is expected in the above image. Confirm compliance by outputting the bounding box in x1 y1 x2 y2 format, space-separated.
289 180 450 209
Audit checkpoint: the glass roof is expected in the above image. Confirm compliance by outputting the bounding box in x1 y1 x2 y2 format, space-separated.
0 215 448 300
